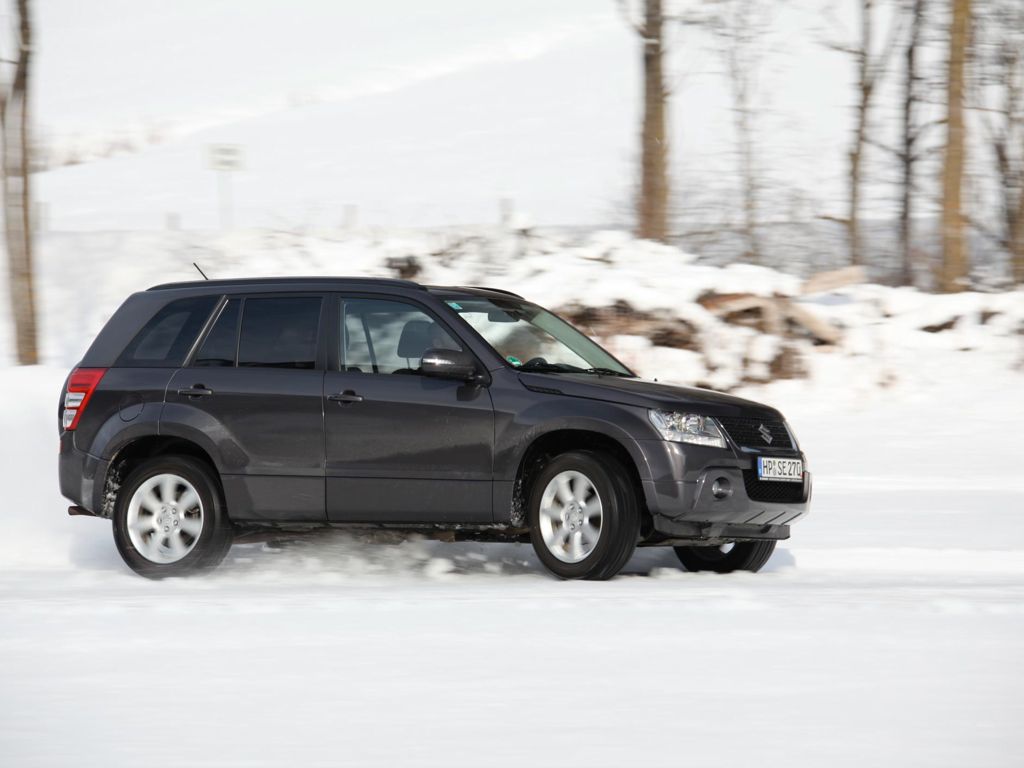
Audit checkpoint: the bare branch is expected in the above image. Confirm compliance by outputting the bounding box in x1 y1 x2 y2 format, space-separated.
616 0 647 37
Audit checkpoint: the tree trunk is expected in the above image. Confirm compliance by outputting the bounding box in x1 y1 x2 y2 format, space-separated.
4 0 38 364
848 0 873 267
727 11 760 265
899 0 925 287
736 99 759 263
940 0 970 292
849 110 865 267
637 0 669 242
1013 168 1024 283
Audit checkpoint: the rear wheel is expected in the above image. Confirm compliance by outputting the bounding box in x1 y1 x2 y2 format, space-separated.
528 451 640 580
112 456 233 578
673 540 776 574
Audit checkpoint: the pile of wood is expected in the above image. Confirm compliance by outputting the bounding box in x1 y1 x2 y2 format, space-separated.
556 268 857 388
695 291 842 346
559 301 702 353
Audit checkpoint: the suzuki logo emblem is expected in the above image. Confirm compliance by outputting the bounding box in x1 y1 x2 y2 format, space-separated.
758 423 773 444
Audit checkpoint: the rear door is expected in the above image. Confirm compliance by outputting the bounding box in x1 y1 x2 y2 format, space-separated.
324 295 494 523
164 294 327 522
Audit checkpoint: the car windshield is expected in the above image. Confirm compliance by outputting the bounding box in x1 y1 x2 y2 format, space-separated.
443 296 633 376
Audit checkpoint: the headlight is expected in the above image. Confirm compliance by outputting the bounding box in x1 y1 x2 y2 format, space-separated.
648 410 726 448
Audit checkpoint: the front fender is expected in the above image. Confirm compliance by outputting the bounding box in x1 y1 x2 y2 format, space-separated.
492 382 658 482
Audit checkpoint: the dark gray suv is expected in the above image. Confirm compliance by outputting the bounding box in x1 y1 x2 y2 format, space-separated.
59 277 811 579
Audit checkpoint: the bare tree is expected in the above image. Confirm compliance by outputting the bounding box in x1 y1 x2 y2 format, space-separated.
939 0 971 292
2 0 38 363
621 0 670 242
828 1 904 266
696 0 777 264
974 0 1024 284
898 0 927 286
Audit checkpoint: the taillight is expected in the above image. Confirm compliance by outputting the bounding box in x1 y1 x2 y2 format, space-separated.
63 368 107 431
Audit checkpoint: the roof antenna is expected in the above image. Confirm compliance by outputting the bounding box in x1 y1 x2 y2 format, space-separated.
193 262 209 280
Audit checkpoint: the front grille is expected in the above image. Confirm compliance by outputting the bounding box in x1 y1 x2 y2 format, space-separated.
742 470 806 504
717 416 793 450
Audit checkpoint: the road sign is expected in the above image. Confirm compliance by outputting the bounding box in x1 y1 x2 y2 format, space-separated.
208 144 244 172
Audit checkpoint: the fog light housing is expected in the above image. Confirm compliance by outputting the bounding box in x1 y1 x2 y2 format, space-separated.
711 478 732 499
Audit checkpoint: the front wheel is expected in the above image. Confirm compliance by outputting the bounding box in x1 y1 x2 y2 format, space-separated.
528 451 640 580
112 455 233 578
673 540 776 574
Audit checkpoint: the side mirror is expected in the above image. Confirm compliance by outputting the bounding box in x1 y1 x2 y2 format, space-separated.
420 348 479 381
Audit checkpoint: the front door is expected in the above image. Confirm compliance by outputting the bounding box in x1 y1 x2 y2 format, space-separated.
164 294 327 522
324 296 494 522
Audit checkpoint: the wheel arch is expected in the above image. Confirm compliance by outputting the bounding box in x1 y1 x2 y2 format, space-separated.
99 434 223 518
510 428 650 531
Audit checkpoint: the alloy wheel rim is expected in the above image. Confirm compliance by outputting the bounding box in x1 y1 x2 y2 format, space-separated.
126 473 204 564
538 470 603 564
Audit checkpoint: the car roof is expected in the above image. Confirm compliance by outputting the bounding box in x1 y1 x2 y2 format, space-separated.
147 276 523 299
147 276 424 292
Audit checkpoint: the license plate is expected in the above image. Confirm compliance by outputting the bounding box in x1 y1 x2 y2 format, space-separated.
757 456 803 482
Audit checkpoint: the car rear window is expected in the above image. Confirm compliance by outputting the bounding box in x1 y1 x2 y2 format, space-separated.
238 296 322 369
115 295 218 368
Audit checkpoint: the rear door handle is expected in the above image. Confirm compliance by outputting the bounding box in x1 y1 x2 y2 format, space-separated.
328 390 364 404
178 386 214 397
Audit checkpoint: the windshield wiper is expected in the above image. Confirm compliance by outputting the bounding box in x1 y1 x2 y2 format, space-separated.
519 361 587 374
519 361 633 377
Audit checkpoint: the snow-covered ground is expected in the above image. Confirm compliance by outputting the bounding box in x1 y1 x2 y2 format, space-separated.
3 305 1024 765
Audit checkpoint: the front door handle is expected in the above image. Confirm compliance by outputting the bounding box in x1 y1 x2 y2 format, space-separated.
328 390 364 404
177 386 214 398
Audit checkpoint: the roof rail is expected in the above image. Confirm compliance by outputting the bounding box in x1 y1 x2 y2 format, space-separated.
147 276 426 291
466 286 524 299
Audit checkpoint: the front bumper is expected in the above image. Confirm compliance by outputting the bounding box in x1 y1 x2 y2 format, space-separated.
636 439 811 541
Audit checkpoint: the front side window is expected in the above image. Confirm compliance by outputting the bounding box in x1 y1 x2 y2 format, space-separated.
116 295 218 367
341 298 461 374
445 297 632 376
238 297 322 369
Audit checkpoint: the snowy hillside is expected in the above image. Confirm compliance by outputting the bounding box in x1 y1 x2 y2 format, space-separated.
33 2 852 232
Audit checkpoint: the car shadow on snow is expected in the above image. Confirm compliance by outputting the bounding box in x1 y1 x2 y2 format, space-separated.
66 522 795 580
209 529 796 581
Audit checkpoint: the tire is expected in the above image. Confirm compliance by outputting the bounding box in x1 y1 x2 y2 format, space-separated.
673 540 776 574
528 450 640 580
112 455 233 578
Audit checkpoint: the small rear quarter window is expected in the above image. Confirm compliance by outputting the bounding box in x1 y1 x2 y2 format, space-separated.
115 295 218 368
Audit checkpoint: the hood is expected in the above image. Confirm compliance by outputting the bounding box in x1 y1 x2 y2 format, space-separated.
517 372 780 419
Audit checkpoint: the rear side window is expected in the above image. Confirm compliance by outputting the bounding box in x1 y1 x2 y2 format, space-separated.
116 295 218 367
238 297 322 369
193 299 240 367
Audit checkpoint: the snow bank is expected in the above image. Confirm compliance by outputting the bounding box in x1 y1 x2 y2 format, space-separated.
3 227 1021 398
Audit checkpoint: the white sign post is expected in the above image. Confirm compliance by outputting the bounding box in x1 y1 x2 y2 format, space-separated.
208 144 244 230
